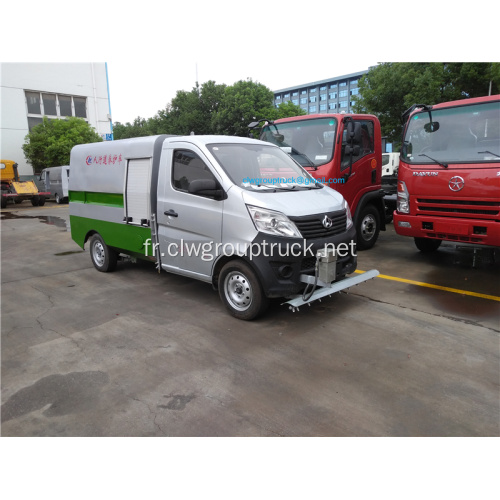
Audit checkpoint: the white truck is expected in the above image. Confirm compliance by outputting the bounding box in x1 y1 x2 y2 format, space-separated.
69 135 378 320
39 165 70 204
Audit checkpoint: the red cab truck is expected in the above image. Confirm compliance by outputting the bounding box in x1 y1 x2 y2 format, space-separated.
252 114 386 250
394 95 500 251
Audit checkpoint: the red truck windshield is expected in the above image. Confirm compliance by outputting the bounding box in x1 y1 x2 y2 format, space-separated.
401 101 500 166
260 117 337 168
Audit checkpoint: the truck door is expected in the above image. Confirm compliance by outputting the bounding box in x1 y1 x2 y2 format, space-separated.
157 146 224 280
338 119 376 209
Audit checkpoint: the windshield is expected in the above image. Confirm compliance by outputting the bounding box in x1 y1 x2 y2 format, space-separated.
260 117 337 168
401 101 500 165
207 143 321 191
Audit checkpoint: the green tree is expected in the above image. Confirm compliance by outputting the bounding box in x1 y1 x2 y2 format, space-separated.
273 100 307 120
353 62 499 147
113 117 155 139
212 79 278 136
22 117 103 173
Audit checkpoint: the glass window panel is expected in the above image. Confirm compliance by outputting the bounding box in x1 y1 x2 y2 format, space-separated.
42 93 57 115
74 97 87 118
26 92 41 114
28 117 43 131
59 95 72 116
172 150 215 193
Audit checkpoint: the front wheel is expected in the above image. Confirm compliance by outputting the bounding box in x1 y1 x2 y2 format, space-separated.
89 233 118 272
356 205 380 250
219 261 269 320
414 237 442 252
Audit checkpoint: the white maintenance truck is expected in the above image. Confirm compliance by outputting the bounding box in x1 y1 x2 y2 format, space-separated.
69 135 378 320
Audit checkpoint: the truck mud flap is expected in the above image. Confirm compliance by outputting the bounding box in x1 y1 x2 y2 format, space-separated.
283 269 379 311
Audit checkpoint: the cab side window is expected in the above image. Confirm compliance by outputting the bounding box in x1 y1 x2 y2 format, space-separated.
172 150 217 195
340 120 375 170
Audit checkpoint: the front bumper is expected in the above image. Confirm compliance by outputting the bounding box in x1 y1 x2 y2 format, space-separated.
393 212 500 247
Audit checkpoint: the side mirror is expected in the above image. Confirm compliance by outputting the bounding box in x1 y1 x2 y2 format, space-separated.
344 145 360 156
346 121 362 144
188 179 224 199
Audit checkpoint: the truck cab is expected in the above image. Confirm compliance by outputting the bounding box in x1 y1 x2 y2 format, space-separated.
394 95 500 251
252 114 386 250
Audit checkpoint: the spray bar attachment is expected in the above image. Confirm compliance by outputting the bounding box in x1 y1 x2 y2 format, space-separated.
283 247 379 311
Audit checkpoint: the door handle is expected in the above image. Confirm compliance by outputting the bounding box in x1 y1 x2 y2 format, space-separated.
164 209 178 217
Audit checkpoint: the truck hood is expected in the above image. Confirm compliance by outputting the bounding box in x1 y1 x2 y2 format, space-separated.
240 186 345 216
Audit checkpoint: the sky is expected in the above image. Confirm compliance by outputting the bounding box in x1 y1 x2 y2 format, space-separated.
4 1 498 126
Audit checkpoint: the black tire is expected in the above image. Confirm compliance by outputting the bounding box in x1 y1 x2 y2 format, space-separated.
356 205 380 250
55 193 61 204
218 260 269 320
31 197 39 206
414 237 442 252
38 196 45 206
1 196 7 209
89 233 118 272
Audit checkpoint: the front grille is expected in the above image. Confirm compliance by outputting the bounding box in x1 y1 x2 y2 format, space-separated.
290 210 347 239
416 198 500 219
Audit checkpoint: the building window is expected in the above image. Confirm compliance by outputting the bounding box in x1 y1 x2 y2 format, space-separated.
292 92 298 97
339 90 348 98
339 81 347 87
329 92 337 99
329 103 336 110
340 101 348 108
301 90 307 95
320 94 327 101
310 96 317 103
330 84 337 89
350 79 358 86
276 95 281 100
309 88 317 93
292 99 299 105
350 88 359 95
300 98 307 104
284 93 290 99
320 86 327 91
309 105 317 113
25 91 88 131
320 104 327 111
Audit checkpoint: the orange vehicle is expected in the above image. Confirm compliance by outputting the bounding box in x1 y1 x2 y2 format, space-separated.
1 160 49 208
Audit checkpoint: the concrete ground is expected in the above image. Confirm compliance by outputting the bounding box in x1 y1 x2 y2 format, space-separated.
1 202 499 436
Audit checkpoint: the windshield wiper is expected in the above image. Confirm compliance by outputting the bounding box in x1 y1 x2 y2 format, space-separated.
479 150 500 159
419 154 448 168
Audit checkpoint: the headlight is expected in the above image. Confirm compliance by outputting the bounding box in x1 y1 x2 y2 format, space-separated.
247 205 302 238
344 199 353 229
397 181 410 214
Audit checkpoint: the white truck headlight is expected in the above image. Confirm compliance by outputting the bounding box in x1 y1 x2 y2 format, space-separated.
247 205 302 238
344 199 353 229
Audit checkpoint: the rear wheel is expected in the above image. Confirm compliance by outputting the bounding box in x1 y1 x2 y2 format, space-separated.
89 233 118 272
356 205 380 250
31 197 39 206
414 237 442 252
38 196 45 206
1 196 7 209
219 260 269 320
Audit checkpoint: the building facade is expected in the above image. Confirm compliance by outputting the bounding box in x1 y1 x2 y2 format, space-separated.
273 70 368 115
1 63 113 176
